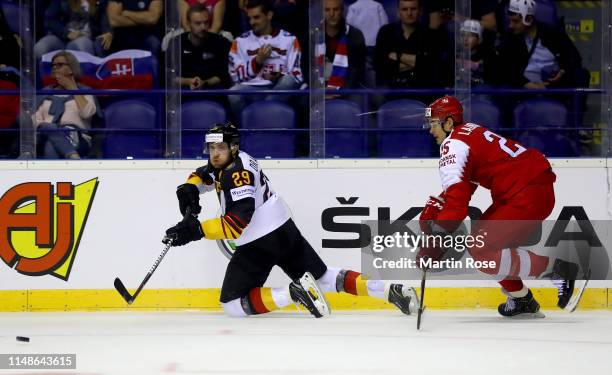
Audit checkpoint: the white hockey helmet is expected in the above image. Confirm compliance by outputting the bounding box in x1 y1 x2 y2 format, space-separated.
460 19 483 40
508 0 537 26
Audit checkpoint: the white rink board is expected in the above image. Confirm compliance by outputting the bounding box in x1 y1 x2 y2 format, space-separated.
0 159 610 290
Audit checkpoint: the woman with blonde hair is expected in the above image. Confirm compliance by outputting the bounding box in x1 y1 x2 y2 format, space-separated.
34 51 98 159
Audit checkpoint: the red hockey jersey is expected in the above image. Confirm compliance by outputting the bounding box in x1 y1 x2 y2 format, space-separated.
436 123 554 221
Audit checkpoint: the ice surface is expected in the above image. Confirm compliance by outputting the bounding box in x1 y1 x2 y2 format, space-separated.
0 310 611 374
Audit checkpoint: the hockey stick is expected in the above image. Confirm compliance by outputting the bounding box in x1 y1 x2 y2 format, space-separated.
114 208 192 304
416 268 427 330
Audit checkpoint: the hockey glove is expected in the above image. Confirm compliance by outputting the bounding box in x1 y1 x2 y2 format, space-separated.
176 183 201 216
164 215 204 247
419 195 444 234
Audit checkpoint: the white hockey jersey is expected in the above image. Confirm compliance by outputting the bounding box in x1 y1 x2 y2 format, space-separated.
188 151 291 246
229 29 303 86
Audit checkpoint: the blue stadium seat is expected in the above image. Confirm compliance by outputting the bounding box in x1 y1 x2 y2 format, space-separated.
103 100 160 158
325 99 368 158
1 1 20 34
469 99 502 130
377 99 432 157
512 98 577 157
182 100 226 158
241 101 296 158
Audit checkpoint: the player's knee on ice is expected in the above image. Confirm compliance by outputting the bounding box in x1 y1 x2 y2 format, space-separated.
222 299 248 317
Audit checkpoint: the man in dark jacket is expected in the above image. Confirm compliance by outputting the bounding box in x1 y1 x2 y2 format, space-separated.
324 0 366 90
497 0 586 89
374 0 445 89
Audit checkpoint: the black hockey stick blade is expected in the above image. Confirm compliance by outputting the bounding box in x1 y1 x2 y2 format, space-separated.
416 269 427 330
114 277 134 304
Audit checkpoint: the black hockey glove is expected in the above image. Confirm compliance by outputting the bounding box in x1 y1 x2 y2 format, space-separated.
164 215 204 247
176 183 201 216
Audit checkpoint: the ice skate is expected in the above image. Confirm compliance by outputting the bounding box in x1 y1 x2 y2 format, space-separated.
289 272 331 318
387 284 418 315
498 289 545 318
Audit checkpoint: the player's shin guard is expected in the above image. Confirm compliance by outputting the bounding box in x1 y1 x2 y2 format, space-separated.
238 287 292 315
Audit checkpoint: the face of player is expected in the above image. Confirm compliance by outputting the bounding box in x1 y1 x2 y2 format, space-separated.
247 6 273 35
189 11 211 39
428 117 453 145
324 0 343 29
208 142 238 169
508 13 528 34
208 142 232 169
398 0 420 27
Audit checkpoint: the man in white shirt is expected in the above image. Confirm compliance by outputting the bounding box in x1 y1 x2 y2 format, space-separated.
227 0 303 118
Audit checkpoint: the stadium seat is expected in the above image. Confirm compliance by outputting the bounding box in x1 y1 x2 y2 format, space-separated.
1 1 19 34
103 100 160 158
512 98 577 157
182 100 226 158
377 99 433 157
241 101 296 158
325 99 368 158
469 99 502 130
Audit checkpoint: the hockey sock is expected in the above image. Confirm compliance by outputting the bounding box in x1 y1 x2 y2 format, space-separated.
499 278 525 294
336 270 386 299
494 248 549 279
239 287 292 315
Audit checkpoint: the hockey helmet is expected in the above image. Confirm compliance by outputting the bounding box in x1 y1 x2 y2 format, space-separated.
508 0 536 26
203 122 240 154
424 96 464 129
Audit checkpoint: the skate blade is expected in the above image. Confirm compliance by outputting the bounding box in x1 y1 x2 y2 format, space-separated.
300 272 331 317
566 269 591 313
506 311 546 319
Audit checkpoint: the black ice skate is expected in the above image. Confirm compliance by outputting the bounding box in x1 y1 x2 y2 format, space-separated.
387 284 418 315
546 259 590 312
289 272 331 318
498 289 545 318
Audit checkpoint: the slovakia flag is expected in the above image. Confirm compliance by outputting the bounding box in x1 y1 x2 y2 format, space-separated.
40 50 156 89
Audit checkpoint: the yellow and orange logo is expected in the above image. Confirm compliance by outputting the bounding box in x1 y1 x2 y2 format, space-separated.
0 178 98 280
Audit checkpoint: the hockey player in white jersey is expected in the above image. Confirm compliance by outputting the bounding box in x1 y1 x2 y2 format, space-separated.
227 0 303 116
164 123 418 318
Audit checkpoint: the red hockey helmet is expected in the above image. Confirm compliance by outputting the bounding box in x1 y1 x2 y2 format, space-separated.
425 96 464 127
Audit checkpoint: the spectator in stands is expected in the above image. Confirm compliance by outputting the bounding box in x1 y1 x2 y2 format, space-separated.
34 51 97 159
34 0 111 60
428 0 498 33
227 0 303 118
347 0 388 49
173 4 231 90
324 0 366 91
497 0 586 89
460 19 497 87
0 5 20 157
374 0 445 89
0 3 21 69
106 0 163 55
179 0 226 34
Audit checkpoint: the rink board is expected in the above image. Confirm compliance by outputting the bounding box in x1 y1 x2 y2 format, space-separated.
0 159 610 311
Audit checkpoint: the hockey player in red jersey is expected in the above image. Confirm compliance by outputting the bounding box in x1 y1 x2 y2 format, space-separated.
419 96 584 317
164 123 418 318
